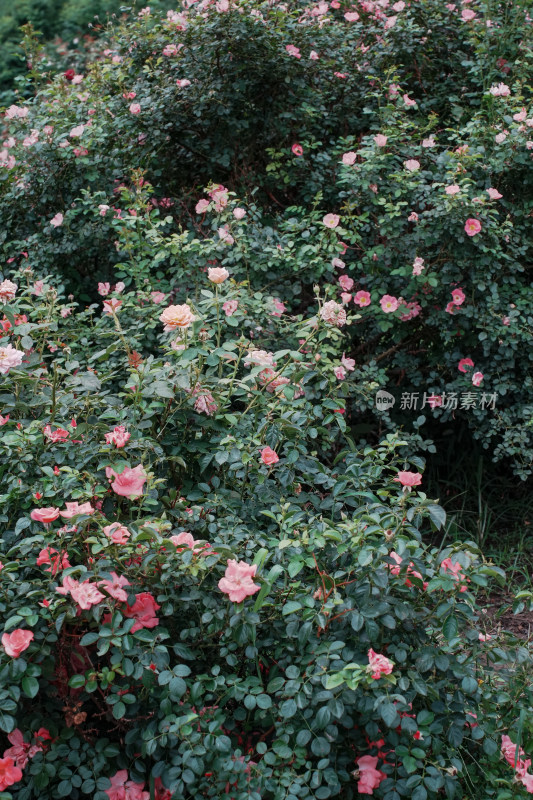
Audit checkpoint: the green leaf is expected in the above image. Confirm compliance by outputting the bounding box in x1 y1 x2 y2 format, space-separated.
443 615 458 639
427 505 446 530
112 702 126 720
22 676 39 698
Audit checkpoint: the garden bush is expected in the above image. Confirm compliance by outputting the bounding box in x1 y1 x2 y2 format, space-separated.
0 1 532 798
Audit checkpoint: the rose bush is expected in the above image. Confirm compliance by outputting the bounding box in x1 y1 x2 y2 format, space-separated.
0 267 530 798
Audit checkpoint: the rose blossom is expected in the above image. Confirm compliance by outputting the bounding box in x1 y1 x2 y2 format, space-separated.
0 344 23 374
0 757 23 792
458 357 474 372
129 103 141 114
30 507 60 524
123 592 160 632
356 755 385 795
103 523 131 544
291 143 303 156
60 501 95 519
105 426 131 448
2 629 34 658
106 464 148 499
105 770 149 800
339 275 354 292
342 151 357 165
486 187 502 200
260 446 279 466
464 218 481 236
394 471 422 487
218 559 260 603
451 287 465 305
472 371 484 386
380 295 398 313
99 572 131 603
404 159 420 171
334 366 347 380
374 134 387 146
208 267 230 284
323 213 340 229
341 354 355 371
233 207 246 219
354 290 371 307
50 213 64 227
223 300 238 316
0 280 17 302
320 300 346 327
159 304 196 331
367 648 394 679
195 198 209 214
98 282 111 296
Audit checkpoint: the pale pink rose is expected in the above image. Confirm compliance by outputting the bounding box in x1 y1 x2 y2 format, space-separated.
31 507 60 524
331 258 345 269
170 532 195 549
271 299 286 316
2 629 34 658
472 371 484 386
367 648 394 679
445 184 461 195
70 581 105 610
115 282 126 293
334 365 347 380
208 267 229 284
98 204 110 216
195 198 210 214
494 131 507 144
105 425 131 448
323 213 340 229
129 103 141 114
461 7 476 19
103 522 131 544
403 94 417 107
0 414 9 425
412 257 425 276
451 287 465 305
292 143 303 156
162 44 179 56
408 211 419 222
0 345 23 374
486 187 502 200
478 633 492 641
345 11 360 20
422 135 436 147
513 108 527 122
458 357 474 372
149 291 165 304
98 282 111 296
218 559 260 603
218 226 234 245
393 0 405 9
244 349 275 367
233 207 246 219
261 446 279 466
0 280 17 302
106 464 147 499
309 50 319 60
4 104 29 119
159 304 196 331
99 572 131 603
258 368 290 394
339 275 354 292
385 15 398 29
320 300 346 327
223 299 239 316
193 389 217 416
464 218 481 236
404 159 420 171
374 134 388 147
342 151 357 165
354 290 371 307
356 755 386 795
394 471 422 487
176 79 191 88
50 213 64 227
488 82 510 97
285 45 301 58
69 125 84 138
123 593 160 633
340 292 352 305
380 294 398 313
103 298 122 314
341 354 355 371
105 770 149 800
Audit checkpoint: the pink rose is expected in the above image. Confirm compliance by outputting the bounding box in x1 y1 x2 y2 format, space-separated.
354 290 371 307
374 134 388 147
105 426 131 448
105 770 149 800
50 213 63 227
218 559 260 603
323 213 340 229
223 300 239 317
0 280 17 302
195 198 210 214
451 287 465 305
233 207 246 220
394 471 422 487
208 267 230 284
472 371 484 386
285 45 301 59
99 572 131 603
458 357 474 372
342 151 357 165
367 648 394 679
2 629 34 658
123 592 160 632
339 275 354 292
106 464 148 499
486 188 502 200
0 757 23 792
260 446 279 466
103 523 131 544
341 354 355 371
98 282 111 296
129 103 141 114
0 345 23 375
320 300 346 326
464 218 481 236
60 501 95 519
380 294 398 313
356 755 385 795
31 507 60 524
404 159 420 171
159 304 196 331
291 143 303 157
334 366 347 380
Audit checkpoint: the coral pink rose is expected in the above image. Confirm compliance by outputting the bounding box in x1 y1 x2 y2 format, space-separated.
260 446 279 466
105 770 149 800
30 507 60 524
159 304 196 331
394 471 422 487
367 648 394 680
218 559 260 603
0 757 23 792
103 523 131 544
123 593 160 632
356 755 385 795
458 357 474 372
464 218 481 236
106 464 148 499
105 426 131 448
60 501 95 518
2 629 34 658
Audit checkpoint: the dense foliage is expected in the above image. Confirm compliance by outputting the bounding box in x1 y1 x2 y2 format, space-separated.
0 1 532 798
